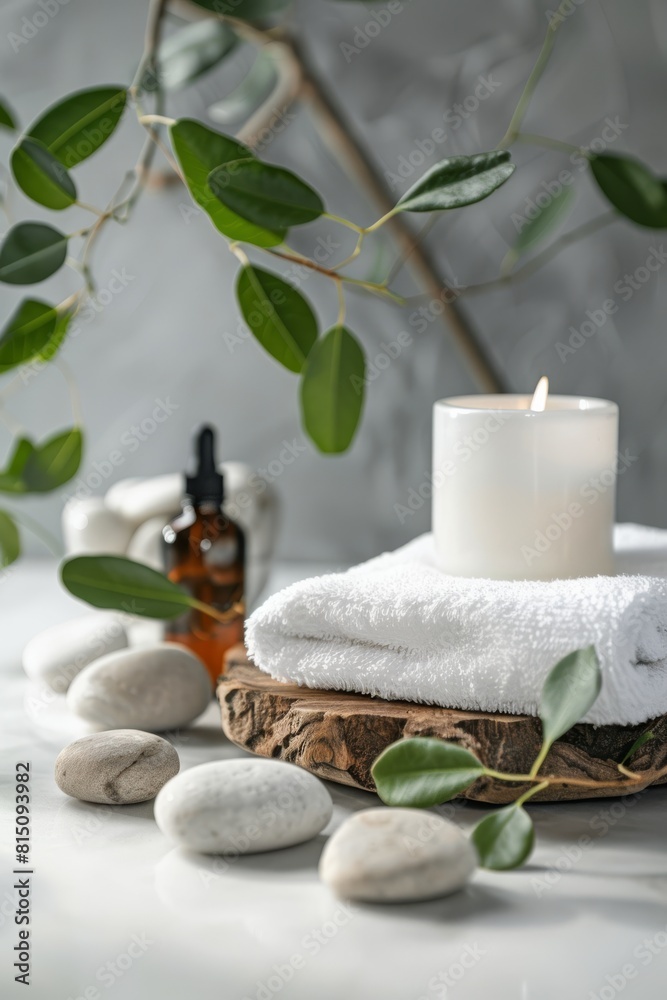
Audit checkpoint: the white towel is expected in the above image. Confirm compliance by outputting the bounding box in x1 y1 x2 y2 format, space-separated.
245 524 667 726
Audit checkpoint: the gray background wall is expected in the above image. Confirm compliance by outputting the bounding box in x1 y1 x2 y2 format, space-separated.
0 0 665 563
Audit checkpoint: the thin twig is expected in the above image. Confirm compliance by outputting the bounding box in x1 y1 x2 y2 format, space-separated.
497 0 573 149
515 132 583 156
462 212 616 295
5 507 63 558
263 246 403 302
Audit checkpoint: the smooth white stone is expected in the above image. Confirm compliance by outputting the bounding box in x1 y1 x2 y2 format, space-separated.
62 497 135 555
105 474 182 528
23 613 128 693
154 759 333 854
55 729 180 804
319 808 477 902
67 643 211 731
102 476 142 514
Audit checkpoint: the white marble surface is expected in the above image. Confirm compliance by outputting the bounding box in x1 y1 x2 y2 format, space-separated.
2 559 667 1000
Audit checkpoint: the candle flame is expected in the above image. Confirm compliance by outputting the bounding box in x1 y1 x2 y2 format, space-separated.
530 376 549 412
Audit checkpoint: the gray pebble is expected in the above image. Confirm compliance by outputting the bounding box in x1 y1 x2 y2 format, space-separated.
55 729 180 804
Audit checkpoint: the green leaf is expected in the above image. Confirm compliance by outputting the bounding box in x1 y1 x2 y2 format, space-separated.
27 87 126 169
22 428 83 492
620 730 655 766
147 20 237 92
37 308 71 363
11 137 77 210
472 805 534 871
188 0 291 21
300 326 365 453
0 510 20 568
0 429 82 493
589 153 667 228
0 100 17 131
236 265 317 372
209 159 324 230
61 555 197 619
0 223 68 285
372 737 485 807
0 299 70 373
514 185 574 256
0 439 34 493
170 118 283 247
397 151 515 213
539 646 601 749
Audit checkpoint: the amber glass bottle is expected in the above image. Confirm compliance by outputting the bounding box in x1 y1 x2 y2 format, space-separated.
162 426 245 688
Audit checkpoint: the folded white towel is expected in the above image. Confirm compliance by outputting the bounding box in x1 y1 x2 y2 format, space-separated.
246 524 667 726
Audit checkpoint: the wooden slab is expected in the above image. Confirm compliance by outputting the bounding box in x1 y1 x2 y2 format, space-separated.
217 646 667 804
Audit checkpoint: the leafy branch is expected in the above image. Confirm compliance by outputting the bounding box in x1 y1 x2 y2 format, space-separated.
372 647 662 871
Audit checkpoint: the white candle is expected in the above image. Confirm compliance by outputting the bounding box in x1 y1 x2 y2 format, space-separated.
431 383 619 580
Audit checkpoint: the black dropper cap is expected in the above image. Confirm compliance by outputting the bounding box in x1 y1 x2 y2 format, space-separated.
185 425 223 505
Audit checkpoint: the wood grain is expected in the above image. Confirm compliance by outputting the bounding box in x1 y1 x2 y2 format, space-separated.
217 646 667 803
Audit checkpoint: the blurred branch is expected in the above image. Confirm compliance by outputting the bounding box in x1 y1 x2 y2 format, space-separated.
462 212 617 296
282 33 507 392
235 41 301 147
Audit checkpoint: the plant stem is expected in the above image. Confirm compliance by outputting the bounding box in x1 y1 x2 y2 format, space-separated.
343 276 404 304
463 212 616 295
5 507 63 558
617 763 641 780
138 113 176 127
228 242 250 267
497 0 572 149
335 279 346 327
484 761 667 792
515 780 550 807
484 767 544 784
528 742 551 780
515 132 583 156
68 0 170 288
263 245 401 301
324 211 364 234
331 230 365 271
117 0 170 217
364 208 398 234
189 597 245 624
75 200 106 217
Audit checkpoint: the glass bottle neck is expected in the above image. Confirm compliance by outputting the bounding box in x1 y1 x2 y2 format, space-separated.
183 499 222 515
